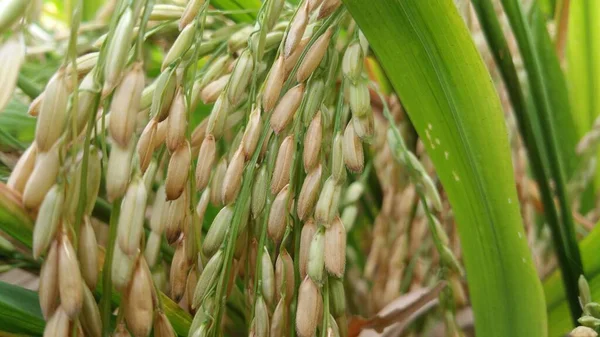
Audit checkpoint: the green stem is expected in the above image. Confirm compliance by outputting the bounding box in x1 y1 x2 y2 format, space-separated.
17 74 42 99
101 197 122 337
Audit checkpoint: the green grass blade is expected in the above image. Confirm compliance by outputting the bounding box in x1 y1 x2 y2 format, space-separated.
212 0 261 22
471 0 585 327
567 0 600 136
528 6 579 177
499 0 583 322
567 0 600 188
0 281 45 335
0 99 36 150
342 0 547 335
0 186 34 249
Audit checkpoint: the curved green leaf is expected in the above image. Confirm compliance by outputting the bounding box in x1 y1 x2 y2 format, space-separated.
499 0 583 322
567 0 600 189
0 281 44 336
471 0 583 325
342 0 546 336
212 0 261 22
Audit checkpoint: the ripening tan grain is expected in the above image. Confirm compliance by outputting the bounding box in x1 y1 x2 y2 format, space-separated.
314 176 341 225
318 0 341 19
349 80 370 118
296 276 321 337
201 74 230 104
307 0 325 12
166 141 191 200
138 120 158 173
23 143 60 209
271 136 295 194
43 306 69 337
263 56 285 112
185 265 199 313
331 133 345 182
170 239 189 302
266 0 285 29
254 296 270 337
39 240 59 319
111 244 135 293
261 247 275 307
241 108 262 159
352 114 374 140
284 38 309 74
0 34 24 114
228 26 253 54
268 185 290 244
106 140 134 202
84 149 102 215
203 206 233 257
324 216 346 277
35 68 68 152
251 166 268 218
109 63 145 147
58 233 83 318
275 249 294 304
28 92 43 116
343 122 364 173
296 29 332 82
33 184 63 259
117 177 148 255
196 188 210 223
164 193 187 244
303 112 322 172
222 148 245 204
74 72 98 133
144 232 162 268
125 257 155 337
307 227 325 283
179 0 205 30
163 21 196 70
342 40 363 82
270 297 288 337
152 71 177 123
113 323 130 337
167 87 187 153
195 134 217 191
284 3 308 58
271 84 304 134
228 50 254 104
570 326 598 337
299 219 316 279
297 164 322 221
192 250 224 308
210 158 228 206
80 285 101 337
78 217 99 290
154 311 176 337
301 79 325 125
103 8 134 95
206 94 232 138
15 143 37 193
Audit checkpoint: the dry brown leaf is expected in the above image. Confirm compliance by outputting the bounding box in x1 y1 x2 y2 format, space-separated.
349 281 447 337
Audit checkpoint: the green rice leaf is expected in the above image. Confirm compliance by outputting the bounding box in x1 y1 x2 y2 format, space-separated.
0 281 44 335
342 0 547 336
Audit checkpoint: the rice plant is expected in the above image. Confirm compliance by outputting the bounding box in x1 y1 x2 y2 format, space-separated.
0 0 598 336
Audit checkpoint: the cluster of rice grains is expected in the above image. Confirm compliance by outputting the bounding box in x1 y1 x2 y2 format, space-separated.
2 0 469 336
